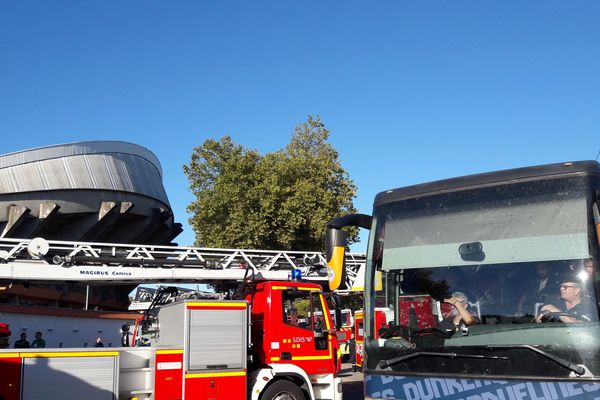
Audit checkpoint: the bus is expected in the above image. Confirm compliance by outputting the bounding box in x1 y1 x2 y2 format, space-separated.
326 161 600 400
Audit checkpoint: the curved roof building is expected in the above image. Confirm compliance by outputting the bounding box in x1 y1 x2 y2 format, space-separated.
0 141 184 312
0 141 182 244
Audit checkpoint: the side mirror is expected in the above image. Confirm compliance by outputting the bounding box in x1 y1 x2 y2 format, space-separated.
322 292 341 307
325 214 373 291
334 308 342 330
331 293 341 308
325 228 348 291
322 292 343 329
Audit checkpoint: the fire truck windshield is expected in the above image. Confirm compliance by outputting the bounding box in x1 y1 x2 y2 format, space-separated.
366 176 600 378
341 310 352 327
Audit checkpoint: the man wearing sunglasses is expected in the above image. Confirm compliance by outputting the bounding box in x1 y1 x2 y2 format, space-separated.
536 270 595 323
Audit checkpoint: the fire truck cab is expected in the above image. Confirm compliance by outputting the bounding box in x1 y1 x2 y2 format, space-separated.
246 280 342 399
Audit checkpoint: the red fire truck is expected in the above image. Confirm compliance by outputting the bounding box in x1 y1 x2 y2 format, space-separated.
0 323 10 349
0 237 352 400
313 308 354 361
336 309 354 361
353 308 391 370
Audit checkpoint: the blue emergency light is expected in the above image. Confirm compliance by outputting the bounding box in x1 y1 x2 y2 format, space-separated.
291 269 303 281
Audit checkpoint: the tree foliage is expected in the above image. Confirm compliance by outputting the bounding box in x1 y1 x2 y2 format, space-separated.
338 293 364 313
184 115 358 251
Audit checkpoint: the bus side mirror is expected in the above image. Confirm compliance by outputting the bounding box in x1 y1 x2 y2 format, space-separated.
325 214 373 291
326 228 348 291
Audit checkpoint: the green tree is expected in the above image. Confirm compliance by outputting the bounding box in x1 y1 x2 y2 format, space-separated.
339 293 364 313
184 115 358 251
294 298 311 318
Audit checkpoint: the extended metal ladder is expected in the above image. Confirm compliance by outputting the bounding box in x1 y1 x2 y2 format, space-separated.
0 237 365 290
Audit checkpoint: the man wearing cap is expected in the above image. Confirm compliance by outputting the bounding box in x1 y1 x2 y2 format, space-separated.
440 291 478 331
536 271 595 323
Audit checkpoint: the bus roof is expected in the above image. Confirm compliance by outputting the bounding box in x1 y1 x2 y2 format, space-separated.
374 160 600 207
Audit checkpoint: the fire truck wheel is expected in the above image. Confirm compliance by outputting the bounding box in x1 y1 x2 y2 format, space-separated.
261 379 305 400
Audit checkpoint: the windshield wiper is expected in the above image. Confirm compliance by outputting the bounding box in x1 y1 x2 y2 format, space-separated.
377 345 587 376
377 351 509 370
485 344 585 376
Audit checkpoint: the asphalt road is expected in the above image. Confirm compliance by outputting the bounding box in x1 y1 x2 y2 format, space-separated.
339 363 364 400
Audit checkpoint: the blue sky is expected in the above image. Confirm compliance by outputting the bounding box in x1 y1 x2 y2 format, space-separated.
1 1 599 253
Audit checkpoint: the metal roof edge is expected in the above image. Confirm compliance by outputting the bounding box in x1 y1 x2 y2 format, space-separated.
0 141 163 178
374 160 600 207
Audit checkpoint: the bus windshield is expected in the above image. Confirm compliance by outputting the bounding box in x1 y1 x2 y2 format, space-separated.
367 176 600 378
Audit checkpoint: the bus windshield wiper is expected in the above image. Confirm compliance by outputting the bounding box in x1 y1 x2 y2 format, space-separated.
377 351 509 370
484 344 585 376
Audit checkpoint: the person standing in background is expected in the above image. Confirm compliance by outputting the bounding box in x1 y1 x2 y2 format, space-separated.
31 331 46 348
348 333 357 372
14 332 30 348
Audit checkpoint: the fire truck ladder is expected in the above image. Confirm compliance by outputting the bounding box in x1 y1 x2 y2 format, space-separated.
0 237 365 289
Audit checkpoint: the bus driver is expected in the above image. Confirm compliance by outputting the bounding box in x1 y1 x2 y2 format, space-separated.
536 270 595 323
